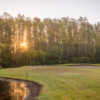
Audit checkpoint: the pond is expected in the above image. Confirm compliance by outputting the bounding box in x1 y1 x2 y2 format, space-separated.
0 77 42 100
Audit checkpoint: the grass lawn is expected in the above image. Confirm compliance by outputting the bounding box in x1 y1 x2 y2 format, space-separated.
0 65 100 100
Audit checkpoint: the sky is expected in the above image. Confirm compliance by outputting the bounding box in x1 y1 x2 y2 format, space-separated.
0 0 100 23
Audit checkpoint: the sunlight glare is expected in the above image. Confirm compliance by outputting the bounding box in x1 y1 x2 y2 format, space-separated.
20 41 28 49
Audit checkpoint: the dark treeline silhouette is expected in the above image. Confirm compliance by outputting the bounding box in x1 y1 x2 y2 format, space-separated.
0 12 100 67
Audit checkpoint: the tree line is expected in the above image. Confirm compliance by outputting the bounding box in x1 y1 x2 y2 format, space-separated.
0 12 100 67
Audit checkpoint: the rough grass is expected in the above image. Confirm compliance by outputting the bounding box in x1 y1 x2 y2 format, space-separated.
0 65 100 100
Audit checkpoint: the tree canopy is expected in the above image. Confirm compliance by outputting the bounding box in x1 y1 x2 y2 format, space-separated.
0 13 100 67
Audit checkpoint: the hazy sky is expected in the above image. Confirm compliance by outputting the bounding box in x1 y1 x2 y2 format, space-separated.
0 0 100 23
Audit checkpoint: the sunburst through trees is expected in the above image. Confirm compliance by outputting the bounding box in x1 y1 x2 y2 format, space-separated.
0 13 100 67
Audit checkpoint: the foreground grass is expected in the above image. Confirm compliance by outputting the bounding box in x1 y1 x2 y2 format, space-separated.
0 65 100 100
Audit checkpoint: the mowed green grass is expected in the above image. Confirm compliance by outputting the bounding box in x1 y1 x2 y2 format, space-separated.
0 65 100 100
